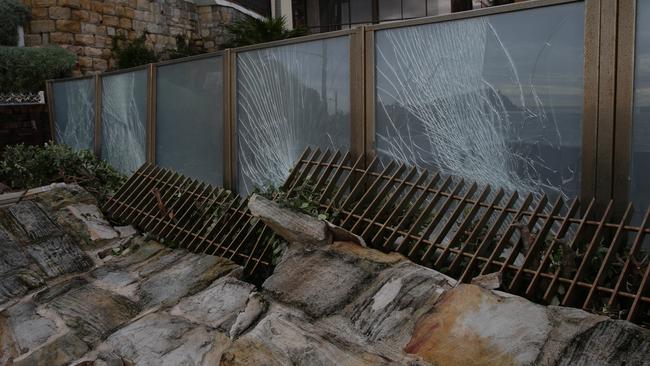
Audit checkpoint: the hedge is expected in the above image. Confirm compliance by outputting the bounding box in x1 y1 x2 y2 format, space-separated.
0 46 77 93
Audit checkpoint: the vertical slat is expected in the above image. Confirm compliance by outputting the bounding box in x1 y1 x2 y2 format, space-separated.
608 208 650 310
385 174 440 251
433 184 490 268
422 182 479 264
407 178 465 259
364 28 376 162
364 168 427 239
508 195 564 292
350 26 366 164
561 200 613 306
479 193 534 276
223 50 233 190
580 0 600 205
496 193 549 276
612 0 636 217
525 198 580 298
341 161 402 229
543 198 597 303
147 63 157 164
448 188 504 276
627 215 650 321
582 203 633 310
45 80 56 142
459 191 519 283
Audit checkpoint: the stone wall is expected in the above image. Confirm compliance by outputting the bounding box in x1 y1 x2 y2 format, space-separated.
21 0 253 75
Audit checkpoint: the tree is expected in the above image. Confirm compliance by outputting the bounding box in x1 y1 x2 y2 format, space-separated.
221 16 307 49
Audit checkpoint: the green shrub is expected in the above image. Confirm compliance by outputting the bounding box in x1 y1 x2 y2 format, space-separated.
221 16 307 48
0 0 29 46
113 35 159 69
0 143 126 204
0 46 76 92
168 34 205 60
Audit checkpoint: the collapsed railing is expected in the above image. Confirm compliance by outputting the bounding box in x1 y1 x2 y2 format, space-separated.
103 163 280 277
104 148 650 326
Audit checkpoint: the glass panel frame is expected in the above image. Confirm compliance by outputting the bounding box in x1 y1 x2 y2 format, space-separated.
51 76 96 152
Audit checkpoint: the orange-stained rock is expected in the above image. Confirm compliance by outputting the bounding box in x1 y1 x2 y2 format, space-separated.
330 241 405 264
405 284 550 366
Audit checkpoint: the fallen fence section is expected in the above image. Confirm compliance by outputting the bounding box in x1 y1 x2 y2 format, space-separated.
102 163 278 276
104 149 650 326
283 148 650 326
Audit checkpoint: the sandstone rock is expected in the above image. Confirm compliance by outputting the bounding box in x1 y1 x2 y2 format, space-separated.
222 305 419 366
26 235 93 278
97 313 226 366
138 253 239 308
56 20 81 33
12 332 89 366
30 20 56 33
66 204 119 241
171 276 254 331
47 284 140 345
229 292 267 339
263 248 372 318
345 261 455 346
556 319 650 366
1 301 58 355
471 271 503 290
249 194 331 246
114 226 137 238
8 200 60 240
405 284 553 366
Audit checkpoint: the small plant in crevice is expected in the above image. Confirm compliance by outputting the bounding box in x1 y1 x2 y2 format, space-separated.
253 179 341 223
112 34 159 70
168 34 205 60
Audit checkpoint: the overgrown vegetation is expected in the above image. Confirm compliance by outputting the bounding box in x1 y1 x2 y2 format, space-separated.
222 16 307 48
0 143 125 204
112 35 159 69
0 46 76 92
168 34 205 59
0 0 29 46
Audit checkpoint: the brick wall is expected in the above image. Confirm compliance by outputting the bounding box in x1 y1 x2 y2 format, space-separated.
22 0 252 75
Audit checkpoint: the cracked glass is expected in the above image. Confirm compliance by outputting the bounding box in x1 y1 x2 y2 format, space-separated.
52 78 95 152
374 2 585 201
236 36 351 194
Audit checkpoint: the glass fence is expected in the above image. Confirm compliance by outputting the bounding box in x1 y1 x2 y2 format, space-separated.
51 77 96 152
632 0 650 222
155 56 225 186
374 1 585 201
235 36 351 194
46 0 649 213
101 69 148 175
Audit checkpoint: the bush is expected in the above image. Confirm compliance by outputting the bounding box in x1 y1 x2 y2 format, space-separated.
0 143 126 204
113 35 159 69
0 0 29 46
0 46 76 92
168 34 205 60
222 16 307 48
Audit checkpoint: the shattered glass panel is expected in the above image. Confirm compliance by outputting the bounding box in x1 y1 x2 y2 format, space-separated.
375 2 584 201
236 36 351 194
156 56 224 186
632 0 650 222
100 69 147 175
51 78 95 152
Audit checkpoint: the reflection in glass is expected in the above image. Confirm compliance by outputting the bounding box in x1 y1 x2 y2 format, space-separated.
156 57 224 186
632 0 650 221
101 70 147 175
236 36 351 194
375 2 584 200
52 78 95 152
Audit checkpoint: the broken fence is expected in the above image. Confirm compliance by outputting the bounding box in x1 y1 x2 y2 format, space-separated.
104 148 650 326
